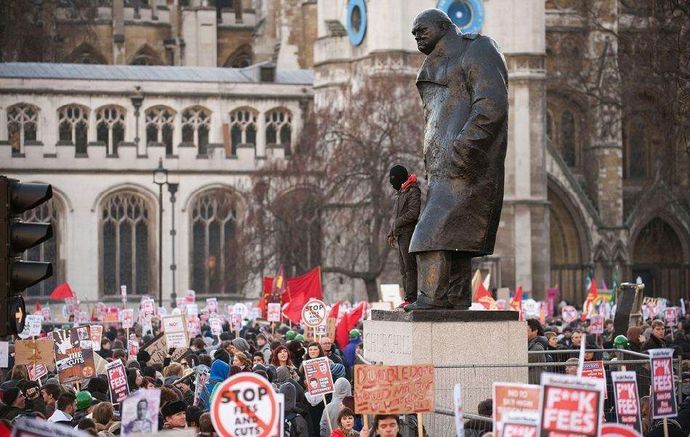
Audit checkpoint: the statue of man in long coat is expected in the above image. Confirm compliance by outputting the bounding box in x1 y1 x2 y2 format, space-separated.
405 9 508 311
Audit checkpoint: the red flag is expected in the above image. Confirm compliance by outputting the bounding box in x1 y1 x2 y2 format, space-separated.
264 267 323 324
34 299 42 313
335 301 367 350
50 282 76 300
511 286 523 312
473 281 497 310
329 301 341 320
582 277 599 320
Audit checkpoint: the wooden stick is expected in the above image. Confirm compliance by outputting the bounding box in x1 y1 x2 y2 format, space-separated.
664 417 669 437
323 394 333 434
362 415 369 433
417 413 423 437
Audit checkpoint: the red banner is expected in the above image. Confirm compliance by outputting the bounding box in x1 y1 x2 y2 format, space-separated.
262 267 322 323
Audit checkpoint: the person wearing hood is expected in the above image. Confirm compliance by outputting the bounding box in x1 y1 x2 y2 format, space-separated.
386 164 421 309
0 388 26 422
200 359 228 410
256 334 273 364
527 318 547 385
279 383 309 437
320 378 352 437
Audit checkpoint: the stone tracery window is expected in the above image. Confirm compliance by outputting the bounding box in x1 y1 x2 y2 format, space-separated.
190 189 240 295
96 106 126 155
7 103 38 155
101 191 153 296
229 107 257 153
145 106 175 155
182 106 211 155
265 108 292 154
23 197 62 297
58 104 89 155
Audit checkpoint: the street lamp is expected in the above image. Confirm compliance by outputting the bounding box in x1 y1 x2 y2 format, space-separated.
168 182 179 307
130 86 144 146
153 158 168 307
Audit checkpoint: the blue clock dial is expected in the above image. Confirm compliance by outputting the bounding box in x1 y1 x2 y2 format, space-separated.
347 0 367 46
437 0 485 34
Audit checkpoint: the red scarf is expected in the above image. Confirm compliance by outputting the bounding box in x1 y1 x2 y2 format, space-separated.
401 174 418 191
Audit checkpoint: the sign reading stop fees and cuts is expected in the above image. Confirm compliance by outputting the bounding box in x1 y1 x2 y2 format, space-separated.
302 299 327 328
211 373 279 437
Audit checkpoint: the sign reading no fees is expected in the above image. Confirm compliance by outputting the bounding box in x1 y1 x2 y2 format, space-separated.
211 373 279 437
302 299 327 328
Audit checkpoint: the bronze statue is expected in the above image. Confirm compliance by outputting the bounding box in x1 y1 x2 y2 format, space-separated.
405 9 508 311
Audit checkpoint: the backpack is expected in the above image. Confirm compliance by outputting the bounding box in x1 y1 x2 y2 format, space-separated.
284 412 298 437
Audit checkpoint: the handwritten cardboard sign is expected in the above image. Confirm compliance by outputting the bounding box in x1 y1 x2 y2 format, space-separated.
303 357 334 397
15 338 55 366
493 383 542 437
649 348 677 418
162 314 189 349
142 333 168 366
354 364 434 414
611 371 642 432
539 373 605 437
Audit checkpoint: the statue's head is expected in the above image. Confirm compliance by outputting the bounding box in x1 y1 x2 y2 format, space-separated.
412 9 454 55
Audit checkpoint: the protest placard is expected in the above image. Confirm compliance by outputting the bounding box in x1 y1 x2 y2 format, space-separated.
13 416 90 437
209 317 223 337
185 289 196 304
206 298 218 314
186 304 199 317
162 314 189 349
104 306 120 323
120 309 134 329
539 373 605 437
649 348 677 418
581 361 607 399
611 371 642 432
601 423 642 437
354 364 434 414
106 359 130 404
303 357 334 397
234 303 249 319
562 305 579 324
230 313 242 333
90 325 103 352
589 316 604 335
122 389 160 435
492 382 542 437
501 412 539 437
52 327 96 383
142 333 168 365
0 342 8 368
41 307 51 321
18 315 43 339
128 340 140 358
187 316 201 337
301 299 327 328
267 303 281 322
664 308 678 327
28 363 48 381
16 338 55 366
193 365 210 407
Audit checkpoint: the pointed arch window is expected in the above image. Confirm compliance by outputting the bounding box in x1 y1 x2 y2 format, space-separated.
560 110 577 167
100 191 153 296
145 106 175 155
7 103 38 155
58 105 89 155
190 189 240 295
23 197 62 297
229 108 257 153
625 116 648 179
182 106 211 155
265 108 292 154
96 106 126 155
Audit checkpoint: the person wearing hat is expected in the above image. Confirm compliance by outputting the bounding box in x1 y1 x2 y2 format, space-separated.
256 333 272 364
162 400 187 429
285 330 297 342
74 390 95 423
0 387 26 422
343 329 362 370
386 164 421 310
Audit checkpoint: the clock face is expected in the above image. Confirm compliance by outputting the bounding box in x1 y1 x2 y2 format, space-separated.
437 0 485 34
347 0 367 46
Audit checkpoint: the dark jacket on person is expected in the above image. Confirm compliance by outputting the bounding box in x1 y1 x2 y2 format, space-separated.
642 335 667 352
389 176 421 237
410 29 508 255
279 383 309 437
0 404 23 422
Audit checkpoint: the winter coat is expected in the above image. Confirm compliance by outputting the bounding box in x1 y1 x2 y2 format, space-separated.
279 383 309 437
200 359 229 409
320 378 352 437
389 176 421 237
410 28 508 255
642 334 667 352
528 336 546 385
343 338 361 369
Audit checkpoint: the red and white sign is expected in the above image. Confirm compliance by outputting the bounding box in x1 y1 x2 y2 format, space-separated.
128 339 139 357
501 412 539 437
206 298 218 314
301 299 327 328
601 424 642 437
493 383 542 437
231 313 243 333
649 348 677 418
120 309 134 329
562 306 579 324
267 303 281 322
28 363 48 381
211 372 280 437
664 308 678 327
303 357 334 396
611 371 642 432
210 317 223 337
539 373 605 437
581 361 607 399
106 359 130 404
589 316 604 335
187 316 201 337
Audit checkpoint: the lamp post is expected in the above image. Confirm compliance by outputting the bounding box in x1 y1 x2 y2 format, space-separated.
130 86 144 147
153 158 168 307
168 182 179 307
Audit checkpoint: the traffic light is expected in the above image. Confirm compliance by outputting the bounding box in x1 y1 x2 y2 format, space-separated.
0 176 53 336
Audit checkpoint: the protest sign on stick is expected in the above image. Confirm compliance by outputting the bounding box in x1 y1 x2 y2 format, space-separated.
539 373 605 437
106 359 130 404
303 357 334 397
121 389 160 435
16 338 55 366
354 364 434 414
649 348 678 419
162 314 189 349
52 327 96 384
492 382 542 437
611 371 642 432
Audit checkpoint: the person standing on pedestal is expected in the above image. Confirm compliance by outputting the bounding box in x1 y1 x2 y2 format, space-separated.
386 165 421 309
405 9 508 311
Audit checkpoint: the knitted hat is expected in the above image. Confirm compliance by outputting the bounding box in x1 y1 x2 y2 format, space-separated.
162 400 186 418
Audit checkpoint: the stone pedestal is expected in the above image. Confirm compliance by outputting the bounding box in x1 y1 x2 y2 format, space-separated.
364 310 528 436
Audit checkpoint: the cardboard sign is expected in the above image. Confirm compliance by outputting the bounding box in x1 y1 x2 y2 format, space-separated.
454 384 464 437
301 299 327 328
0 342 8 368
162 314 189 349
493 383 542 437
52 327 96 384
267 303 281 322
121 389 160 435
90 325 103 352
664 308 678 327
18 315 43 339
121 309 135 329
142 333 168 365
581 361 607 399
540 373 605 437
303 357 334 396
206 298 218 314
611 371 642 432
28 363 48 381
501 412 539 437
15 338 55 366
327 318 337 340
649 348 677 418
354 364 434 414
106 359 130 404
211 373 280 437
589 316 604 335
562 305 579 324
210 317 223 337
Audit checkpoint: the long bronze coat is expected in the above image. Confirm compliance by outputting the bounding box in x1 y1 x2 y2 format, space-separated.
409 29 508 256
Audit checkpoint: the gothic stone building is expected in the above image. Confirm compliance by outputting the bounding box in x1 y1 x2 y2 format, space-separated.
1 0 689 305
